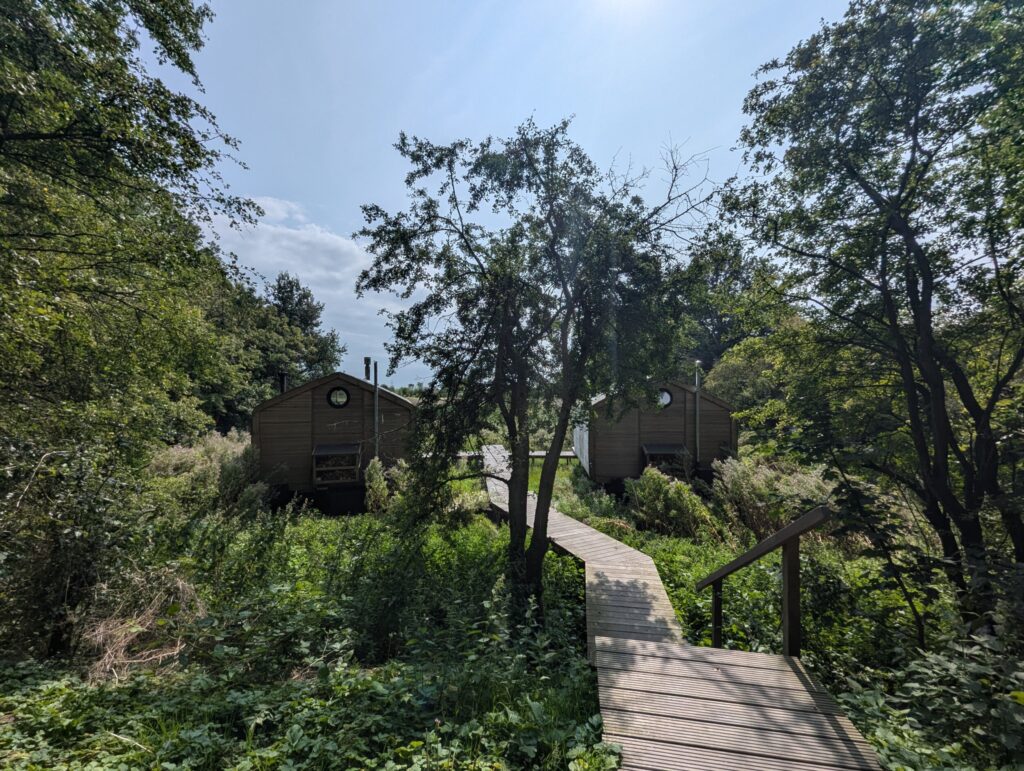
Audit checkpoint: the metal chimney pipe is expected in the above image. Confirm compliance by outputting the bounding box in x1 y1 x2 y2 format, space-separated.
364 356 371 381
373 361 380 458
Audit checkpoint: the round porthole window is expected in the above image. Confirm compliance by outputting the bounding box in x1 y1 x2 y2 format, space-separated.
658 388 673 408
326 386 350 408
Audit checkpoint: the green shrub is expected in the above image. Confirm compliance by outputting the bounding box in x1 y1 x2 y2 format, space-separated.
363 456 389 516
624 467 724 540
0 507 614 770
711 455 833 540
841 635 1024 769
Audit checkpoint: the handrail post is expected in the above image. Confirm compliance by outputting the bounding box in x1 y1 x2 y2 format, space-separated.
711 580 723 648
781 538 800 657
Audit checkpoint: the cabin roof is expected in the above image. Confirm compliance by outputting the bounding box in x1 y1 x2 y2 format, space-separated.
590 379 734 412
252 371 417 414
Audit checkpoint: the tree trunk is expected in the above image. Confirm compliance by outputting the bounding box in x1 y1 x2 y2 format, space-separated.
524 378 580 602
505 368 533 614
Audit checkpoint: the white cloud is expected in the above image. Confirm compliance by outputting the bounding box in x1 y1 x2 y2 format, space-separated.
213 198 432 385
250 195 308 224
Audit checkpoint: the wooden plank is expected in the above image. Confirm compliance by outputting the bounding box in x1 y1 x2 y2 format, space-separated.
556 537 633 554
591 602 677 617
599 687 873 747
562 536 634 552
593 614 679 630
782 537 801 657
597 668 843 713
595 650 830 693
593 636 802 672
603 711 881 769
696 506 830 590
592 629 681 644
590 620 681 637
587 584 670 597
603 734 872 771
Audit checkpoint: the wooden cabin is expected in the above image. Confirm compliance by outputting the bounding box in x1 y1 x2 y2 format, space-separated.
572 381 736 485
251 372 414 493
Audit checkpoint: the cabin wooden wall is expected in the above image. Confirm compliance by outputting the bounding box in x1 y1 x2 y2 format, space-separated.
572 423 591 476
375 398 412 464
312 379 366 457
696 398 733 467
592 407 640 481
254 375 414 492
639 383 688 448
254 389 312 489
588 382 736 484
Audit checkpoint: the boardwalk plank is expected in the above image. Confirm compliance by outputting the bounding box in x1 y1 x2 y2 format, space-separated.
595 650 832 693
593 635 803 672
603 711 880 768
481 445 879 771
602 735 877 771
598 668 843 713
600 687 873 745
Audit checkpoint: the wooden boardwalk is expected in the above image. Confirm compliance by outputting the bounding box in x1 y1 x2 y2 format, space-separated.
482 446 880 771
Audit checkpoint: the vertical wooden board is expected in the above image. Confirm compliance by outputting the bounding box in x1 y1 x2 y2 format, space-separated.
699 398 733 464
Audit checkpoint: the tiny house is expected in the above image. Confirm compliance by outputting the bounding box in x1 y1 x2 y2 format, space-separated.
573 381 736 485
252 371 414 493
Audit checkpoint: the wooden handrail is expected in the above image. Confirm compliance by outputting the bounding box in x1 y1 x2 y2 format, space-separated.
696 505 831 657
696 506 830 590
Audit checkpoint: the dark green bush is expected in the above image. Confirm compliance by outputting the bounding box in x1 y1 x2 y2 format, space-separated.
624 467 726 539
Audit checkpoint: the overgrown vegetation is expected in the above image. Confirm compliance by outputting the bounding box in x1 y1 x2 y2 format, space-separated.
0 437 615 769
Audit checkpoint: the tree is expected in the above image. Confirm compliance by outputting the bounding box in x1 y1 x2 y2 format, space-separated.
0 0 261 655
270 272 324 335
196 274 345 431
357 119 708 602
268 272 345 379
737 0 1024 622
676 226 774 368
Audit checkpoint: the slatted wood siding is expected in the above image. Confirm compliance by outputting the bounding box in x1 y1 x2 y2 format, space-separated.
252 372 414 492
482 445 880 771
584 381 737 483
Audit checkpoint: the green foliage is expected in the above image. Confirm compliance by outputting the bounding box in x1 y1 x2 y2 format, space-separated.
0 439 614 769
363 457 389 517
841 635 1024 769
357 117 708 597
674 226 781 368
527 458 580 494
554 462 1023 768
0 0 343 658
624 467 726 541
711 455 833 540
735 0 1024 613
197 274 344 432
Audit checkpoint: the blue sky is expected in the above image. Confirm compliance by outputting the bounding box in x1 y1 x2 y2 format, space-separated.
193 0 849 384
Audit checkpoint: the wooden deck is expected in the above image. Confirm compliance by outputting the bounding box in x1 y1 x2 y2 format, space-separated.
481 445 880 771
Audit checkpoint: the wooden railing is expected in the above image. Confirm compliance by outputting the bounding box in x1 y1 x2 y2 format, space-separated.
696 505 831 658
